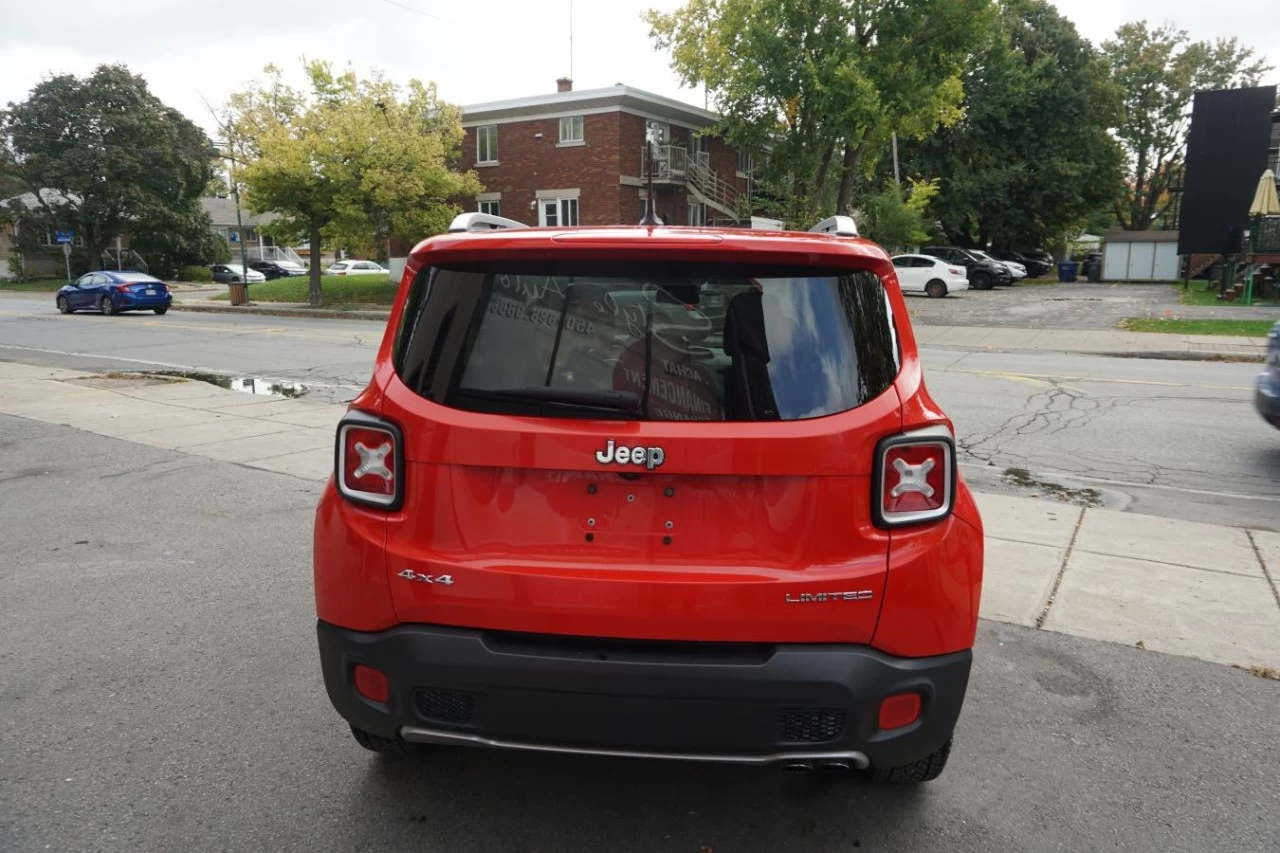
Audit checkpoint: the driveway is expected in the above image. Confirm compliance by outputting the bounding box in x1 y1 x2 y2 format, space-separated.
906 282 1274 330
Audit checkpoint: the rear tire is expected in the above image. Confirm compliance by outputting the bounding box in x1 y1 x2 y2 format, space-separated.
971 272 992 290
867 737 952 784
57 295 71 314
349 724 430 756
925 280 948 298
153 306 169 315
99 296 117 315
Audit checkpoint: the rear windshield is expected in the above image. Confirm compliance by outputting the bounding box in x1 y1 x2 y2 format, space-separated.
394 262 899 421
116 272 160 283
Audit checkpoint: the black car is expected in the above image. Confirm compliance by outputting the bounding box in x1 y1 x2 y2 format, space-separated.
920 246 1011 290
250 260 308 280
994 250 1051 278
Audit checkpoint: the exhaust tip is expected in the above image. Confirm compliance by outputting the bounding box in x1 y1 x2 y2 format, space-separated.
819 760 851 773
782 760 815 773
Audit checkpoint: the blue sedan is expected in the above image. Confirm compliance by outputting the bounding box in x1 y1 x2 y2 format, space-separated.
57 271 173 315
1257 321 1280 429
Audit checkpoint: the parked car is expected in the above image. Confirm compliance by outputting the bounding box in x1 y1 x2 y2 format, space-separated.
920 246 1010 289
1020 249 1055 272
1257 321 1280 429
56 270 172 316
314 212 984 783
210 264 266 284
250 260 307 280
994 250 1051 278
971 249 1026 281
326 260 388 276
891 254 970 297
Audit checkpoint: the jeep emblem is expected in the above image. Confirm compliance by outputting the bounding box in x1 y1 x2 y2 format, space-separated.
595 439 665 470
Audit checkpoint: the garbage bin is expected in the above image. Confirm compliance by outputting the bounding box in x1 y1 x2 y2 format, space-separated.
1057 261 1079 283
228 282 248 306
1085 260 1102 283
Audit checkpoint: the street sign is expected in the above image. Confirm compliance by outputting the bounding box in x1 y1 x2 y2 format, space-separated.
55 230 74 244
62 243 72 258
229 231 240 243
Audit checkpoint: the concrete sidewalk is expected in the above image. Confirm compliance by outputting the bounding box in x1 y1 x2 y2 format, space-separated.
3 360 1278 673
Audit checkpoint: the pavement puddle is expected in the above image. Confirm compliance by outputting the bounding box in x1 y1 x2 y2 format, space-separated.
79 370 311 399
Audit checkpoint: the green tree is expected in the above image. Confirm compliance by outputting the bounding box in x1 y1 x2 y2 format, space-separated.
647 0 990 226
1103 22 1271 231
898 0 1124 249
223 62 481 306
859 178 938 250
0 65 216 271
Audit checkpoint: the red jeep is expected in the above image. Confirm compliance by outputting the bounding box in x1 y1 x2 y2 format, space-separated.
314 213 984 782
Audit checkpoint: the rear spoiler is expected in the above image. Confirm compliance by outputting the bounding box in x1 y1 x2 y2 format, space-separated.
448 212 527 233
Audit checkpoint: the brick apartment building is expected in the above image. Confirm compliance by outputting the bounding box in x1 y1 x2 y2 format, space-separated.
458 79 755 228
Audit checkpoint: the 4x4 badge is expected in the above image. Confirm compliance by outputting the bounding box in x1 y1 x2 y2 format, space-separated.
595 439 665 470
398 570 454 586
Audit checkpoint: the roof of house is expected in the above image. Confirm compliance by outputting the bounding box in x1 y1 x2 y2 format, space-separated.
461 84 720 129
1 189 82 210
1103 229 1180 243
200 196 279 228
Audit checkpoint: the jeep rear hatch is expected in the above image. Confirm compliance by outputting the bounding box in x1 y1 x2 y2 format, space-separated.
376 257 905 644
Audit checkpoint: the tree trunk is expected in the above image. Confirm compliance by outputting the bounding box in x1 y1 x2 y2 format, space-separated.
835 128 874 215
809 142 837 215
309 222 323 308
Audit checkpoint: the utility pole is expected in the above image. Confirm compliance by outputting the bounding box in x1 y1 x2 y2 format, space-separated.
891 132 900 186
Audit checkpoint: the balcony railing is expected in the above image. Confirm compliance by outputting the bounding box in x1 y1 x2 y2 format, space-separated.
641 144 743 219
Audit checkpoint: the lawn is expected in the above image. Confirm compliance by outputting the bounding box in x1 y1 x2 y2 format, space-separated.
1119 318 1276 337
1178 279 1280 308
0 278 69 292
212 274 399 306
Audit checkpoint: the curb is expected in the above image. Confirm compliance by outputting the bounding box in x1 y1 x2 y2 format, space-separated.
172 303 391 322
1102 350 1265 364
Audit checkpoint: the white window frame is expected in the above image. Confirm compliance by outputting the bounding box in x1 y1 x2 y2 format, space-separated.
736 149 753 177
476 125 498 165
646 120 669 146
687 201 705 226
536 192 580 227
558 115 585 146
478 199 501 216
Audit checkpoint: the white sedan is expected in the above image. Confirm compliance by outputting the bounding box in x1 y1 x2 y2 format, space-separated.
972 250 1027 280
326 260 388 276
210 264 267 284
890 254 970 297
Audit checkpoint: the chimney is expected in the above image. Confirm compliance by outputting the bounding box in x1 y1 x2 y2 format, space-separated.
556 77 573 93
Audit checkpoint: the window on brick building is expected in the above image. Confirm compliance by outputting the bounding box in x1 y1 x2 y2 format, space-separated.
476 125 498 164
538 196 579 227
646 120 669 146
559 116 584 144
687 202 706 227
736 149 753 176
478 200 501 216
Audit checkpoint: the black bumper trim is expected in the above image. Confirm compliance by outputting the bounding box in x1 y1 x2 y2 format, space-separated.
317 620 972 769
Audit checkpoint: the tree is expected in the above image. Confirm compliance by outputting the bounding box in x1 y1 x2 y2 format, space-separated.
647 0 990 226
223 62 481 306
0 65 216 271
1103 22 1271 231
859 178 938 250
897 0 1124 249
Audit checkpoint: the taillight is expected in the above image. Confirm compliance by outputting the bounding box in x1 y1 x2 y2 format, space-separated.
336 413 404 510
949 267 965 275
879 692 922 730
873 425 955 528
115 284 129 291
353 664 389 703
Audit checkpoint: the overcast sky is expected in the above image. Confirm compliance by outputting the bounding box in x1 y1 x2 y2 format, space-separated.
1 0 1277 136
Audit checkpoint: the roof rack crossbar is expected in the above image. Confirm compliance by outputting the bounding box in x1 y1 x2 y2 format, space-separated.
448 212 529 233
809 215 859 238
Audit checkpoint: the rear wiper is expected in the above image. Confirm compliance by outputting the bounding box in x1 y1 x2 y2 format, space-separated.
480 387 641 412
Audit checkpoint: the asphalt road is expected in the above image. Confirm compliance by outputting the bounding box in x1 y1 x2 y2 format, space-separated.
1 417 1277 852
2 291 1277 527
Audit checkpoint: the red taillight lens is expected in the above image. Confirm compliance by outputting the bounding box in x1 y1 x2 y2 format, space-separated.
875 427 954 527
353 664 389 703
949 267 965 275
115 284 129 291
337 416 403 509
879 692 922 730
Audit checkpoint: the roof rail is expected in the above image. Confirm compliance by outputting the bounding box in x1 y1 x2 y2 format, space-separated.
448 212 529 233
809 215 859 238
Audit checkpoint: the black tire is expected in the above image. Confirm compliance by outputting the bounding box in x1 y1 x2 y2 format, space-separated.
57 295 72 314
99 295 117 315
153 306 169 315
925 279 948 298
349 724 429 755
867 737 952 784
971 272 992 290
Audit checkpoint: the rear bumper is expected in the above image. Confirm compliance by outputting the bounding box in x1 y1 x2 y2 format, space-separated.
318 620 972 769
115 294 172 309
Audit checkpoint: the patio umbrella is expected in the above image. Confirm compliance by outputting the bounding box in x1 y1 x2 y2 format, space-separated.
1248 169 1280 216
